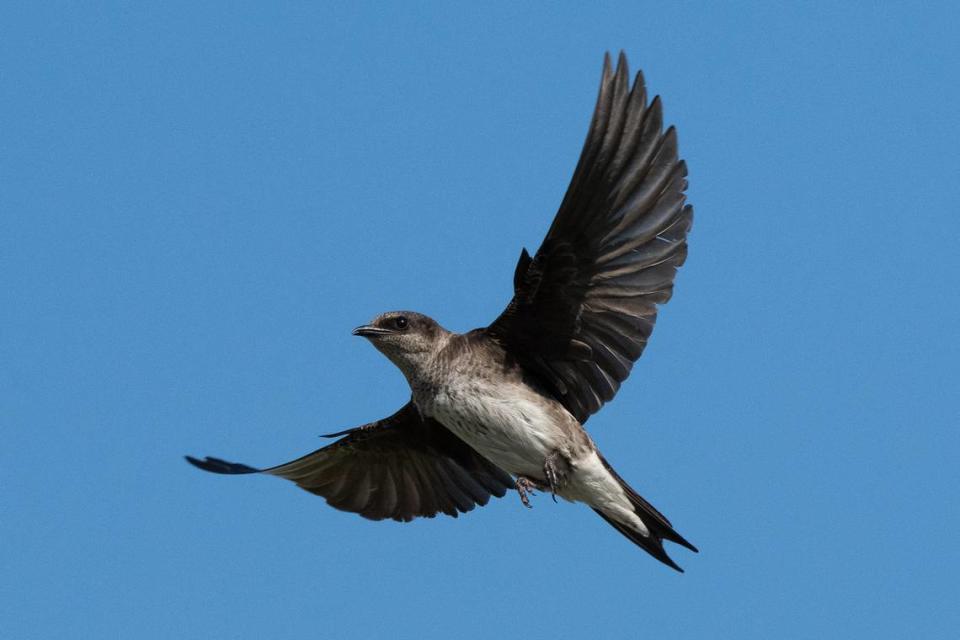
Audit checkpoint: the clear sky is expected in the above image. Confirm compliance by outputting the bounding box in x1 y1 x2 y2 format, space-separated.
2 2 958 638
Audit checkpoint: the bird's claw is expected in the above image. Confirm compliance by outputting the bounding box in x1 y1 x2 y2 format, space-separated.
543 452 571 503
544 464 559 502
515 476 538 508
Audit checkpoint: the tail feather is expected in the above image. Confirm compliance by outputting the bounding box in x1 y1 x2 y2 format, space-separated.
596 454 697 572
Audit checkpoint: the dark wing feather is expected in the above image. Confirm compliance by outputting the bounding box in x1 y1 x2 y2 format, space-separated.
488 52 692 423
185 402 513 522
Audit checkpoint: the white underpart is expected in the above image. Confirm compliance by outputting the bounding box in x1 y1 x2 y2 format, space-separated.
562 451 650 537
426 377 560 478
421 376 649 537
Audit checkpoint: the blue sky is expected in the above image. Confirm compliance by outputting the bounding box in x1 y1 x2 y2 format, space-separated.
2 2 958 638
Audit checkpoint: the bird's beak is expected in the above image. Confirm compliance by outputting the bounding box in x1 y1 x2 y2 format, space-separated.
352 325 393 337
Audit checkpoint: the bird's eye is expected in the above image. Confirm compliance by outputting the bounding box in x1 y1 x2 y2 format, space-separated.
394 316 409 330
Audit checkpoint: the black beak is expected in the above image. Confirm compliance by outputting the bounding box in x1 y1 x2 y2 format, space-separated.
352 325 393 337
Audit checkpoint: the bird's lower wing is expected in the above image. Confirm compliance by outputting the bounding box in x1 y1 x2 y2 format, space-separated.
186 402 513 522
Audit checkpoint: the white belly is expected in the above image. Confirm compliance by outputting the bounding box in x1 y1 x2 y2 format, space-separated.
420 378 568 478
417 377 643 528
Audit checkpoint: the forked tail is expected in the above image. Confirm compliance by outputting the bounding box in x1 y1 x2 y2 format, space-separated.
593 455 698 572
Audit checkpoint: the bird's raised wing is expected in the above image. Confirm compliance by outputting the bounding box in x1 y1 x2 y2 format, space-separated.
487 52 692 424
186 402 513 522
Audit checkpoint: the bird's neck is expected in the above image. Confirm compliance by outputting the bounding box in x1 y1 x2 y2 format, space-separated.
388 331 456 391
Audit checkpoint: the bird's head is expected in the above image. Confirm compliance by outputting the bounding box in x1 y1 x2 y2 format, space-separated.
353 311 448 378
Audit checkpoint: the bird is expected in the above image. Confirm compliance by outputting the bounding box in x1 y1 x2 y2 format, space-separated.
186 51 697 571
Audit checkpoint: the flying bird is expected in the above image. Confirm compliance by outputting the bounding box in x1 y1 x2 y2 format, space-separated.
187 52 696 571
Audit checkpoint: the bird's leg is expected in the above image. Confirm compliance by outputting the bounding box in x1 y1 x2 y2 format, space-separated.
543 451 572 503
515 476 543 508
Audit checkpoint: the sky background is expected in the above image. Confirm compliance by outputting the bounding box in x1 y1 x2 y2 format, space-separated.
2 2 958 638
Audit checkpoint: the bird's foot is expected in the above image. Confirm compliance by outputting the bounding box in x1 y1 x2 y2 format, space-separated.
544 452 572 503
515 476 541 508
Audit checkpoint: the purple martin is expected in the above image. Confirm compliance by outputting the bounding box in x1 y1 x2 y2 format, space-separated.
187 52 696 571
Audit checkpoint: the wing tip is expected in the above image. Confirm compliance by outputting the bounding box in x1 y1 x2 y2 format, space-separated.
319 427 358 439
184 455 260 475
